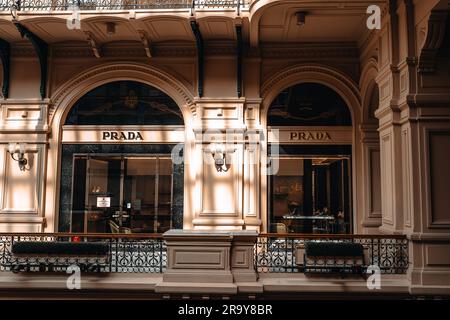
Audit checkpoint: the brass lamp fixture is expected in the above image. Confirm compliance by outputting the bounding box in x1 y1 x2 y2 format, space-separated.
209 142 229 172
8 142 27 171
296 11 307 26
106 22 116 36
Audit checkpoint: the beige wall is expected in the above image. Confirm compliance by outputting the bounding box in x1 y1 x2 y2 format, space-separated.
0 0 450 293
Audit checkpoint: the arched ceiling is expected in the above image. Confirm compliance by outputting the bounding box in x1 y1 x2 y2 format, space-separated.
0 1 388 46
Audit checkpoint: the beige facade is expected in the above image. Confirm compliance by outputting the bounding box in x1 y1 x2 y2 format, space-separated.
1 0 450 296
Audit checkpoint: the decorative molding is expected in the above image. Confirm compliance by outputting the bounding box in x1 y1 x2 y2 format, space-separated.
204 42 236 55
261 43 359 59
13 22 48 100
10 45 36 58
50 43 196 58
418 11 448 73
0 38 10 99
49 63 196 123
261 64 361 104
52 47 94 58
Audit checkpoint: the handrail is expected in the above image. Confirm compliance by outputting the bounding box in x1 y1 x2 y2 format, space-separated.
1 232 167 273
0 232 408 239
258 233 408 239
0 232 164 239
0 0 251 11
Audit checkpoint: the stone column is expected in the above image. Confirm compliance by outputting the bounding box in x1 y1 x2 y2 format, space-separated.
376 0 405 235
155 230 260 295
377 1 450 294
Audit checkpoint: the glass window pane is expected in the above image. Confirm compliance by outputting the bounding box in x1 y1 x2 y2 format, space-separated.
124 158 157 233
269 156 351 234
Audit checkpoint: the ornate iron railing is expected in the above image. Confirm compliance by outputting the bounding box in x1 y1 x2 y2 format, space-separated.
0 0 250 11
254 234 409 274
0 233 166 273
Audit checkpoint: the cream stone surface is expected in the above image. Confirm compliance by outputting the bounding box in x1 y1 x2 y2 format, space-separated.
0 0 450 296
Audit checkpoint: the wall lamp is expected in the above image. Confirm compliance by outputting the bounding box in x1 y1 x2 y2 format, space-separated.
209 142 230 172
8 142 27 171
296 11 307 26
106 22 116 36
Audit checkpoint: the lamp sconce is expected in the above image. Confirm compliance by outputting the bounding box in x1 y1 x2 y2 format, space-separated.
8 143 28 171
296 11 307 26
209 142 231 172
106 22 116 36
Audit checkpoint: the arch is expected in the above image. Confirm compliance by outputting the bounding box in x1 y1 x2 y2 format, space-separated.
64 80 184 126
261 64 361 126
359 58 379 122
260 64 363 234
49 62 195 128
248 0 290 47
267 82 352 126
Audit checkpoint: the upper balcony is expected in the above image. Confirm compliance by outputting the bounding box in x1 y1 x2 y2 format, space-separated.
0 0 250 12
0 0 386 52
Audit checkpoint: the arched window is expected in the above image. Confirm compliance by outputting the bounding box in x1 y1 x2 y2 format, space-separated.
268 83 351 126
59 81 184 234
64 81 184 125
267 83 353 234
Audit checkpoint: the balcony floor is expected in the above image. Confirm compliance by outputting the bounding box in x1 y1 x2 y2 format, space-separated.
0 271 410 299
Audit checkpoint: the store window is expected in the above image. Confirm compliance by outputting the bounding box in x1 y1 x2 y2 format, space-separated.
267 83 353 234
59 81 184 233
71 155 174 234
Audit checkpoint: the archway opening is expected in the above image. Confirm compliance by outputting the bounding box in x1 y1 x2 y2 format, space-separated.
267 83 353 234
64 80 184 125
59 81 184 234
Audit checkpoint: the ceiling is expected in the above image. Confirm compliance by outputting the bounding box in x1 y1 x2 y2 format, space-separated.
0 1 387 48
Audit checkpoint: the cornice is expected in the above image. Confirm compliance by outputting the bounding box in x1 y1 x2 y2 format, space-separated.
261 43 359 60
52 43 197 58
11 45 35 58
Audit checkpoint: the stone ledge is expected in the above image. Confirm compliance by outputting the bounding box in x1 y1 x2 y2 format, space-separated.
154 282 238 294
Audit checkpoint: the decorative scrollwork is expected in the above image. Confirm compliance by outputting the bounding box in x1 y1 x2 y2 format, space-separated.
0 234 166 273
255 235 409 274
0 0 250 11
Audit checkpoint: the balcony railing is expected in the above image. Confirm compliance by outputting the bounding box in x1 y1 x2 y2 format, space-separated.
1 232 409 276
0 0 250 11
255 234 409 274
0 233 166 273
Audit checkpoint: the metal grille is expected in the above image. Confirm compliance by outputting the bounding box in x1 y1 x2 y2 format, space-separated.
254 234 409 274
0 233 166 273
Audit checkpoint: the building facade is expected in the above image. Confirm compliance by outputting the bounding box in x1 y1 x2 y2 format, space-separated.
0 0 450 297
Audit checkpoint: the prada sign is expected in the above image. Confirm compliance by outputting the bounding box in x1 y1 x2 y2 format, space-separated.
62 126 185 143
102 131 143 141
268 127 352 144
290 131 332 141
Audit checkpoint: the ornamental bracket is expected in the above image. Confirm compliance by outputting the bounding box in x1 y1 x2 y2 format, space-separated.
190 20 204 98
236 24 243 98
84 31 101 59
0 38 10 99
138 30 152 58
14 22 48 100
